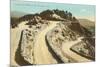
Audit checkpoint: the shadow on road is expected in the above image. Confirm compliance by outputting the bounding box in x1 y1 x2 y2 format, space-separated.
45 34 64 63
15 30 33 66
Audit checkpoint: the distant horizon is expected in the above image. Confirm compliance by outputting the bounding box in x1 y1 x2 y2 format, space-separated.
11 0 95 21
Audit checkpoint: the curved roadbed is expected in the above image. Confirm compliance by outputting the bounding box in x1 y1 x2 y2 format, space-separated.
45 24 92 63
46 31 70 63
45 34 64 63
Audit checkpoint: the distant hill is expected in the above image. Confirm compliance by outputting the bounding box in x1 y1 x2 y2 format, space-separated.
79 19 95 27
78 19 95 35
78 19 95 29
11 11 27 18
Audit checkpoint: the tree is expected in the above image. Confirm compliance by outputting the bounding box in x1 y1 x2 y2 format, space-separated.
72 17 77 21
65 11 68 19
68 12 72 20
66 11 68 14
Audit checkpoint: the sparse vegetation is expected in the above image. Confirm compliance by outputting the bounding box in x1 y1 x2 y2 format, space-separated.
11 17 19 28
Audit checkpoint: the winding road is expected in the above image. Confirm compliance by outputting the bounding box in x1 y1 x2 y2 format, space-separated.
11 21 92 66
33 21 91 64
34 21 59 64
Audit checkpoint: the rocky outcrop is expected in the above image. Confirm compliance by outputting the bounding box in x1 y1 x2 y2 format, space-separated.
25 15 44 25
40 10 65 21
17 29 35 64
40 9 74 21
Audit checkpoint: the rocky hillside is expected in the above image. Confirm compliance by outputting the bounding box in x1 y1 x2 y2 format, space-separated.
11 10 94 37
11 9 77 28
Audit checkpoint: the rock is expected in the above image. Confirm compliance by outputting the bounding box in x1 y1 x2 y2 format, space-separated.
20 29 35 64
40 9 66 21
26 15 43 25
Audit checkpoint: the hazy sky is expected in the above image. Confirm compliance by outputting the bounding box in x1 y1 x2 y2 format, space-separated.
11 0 95 21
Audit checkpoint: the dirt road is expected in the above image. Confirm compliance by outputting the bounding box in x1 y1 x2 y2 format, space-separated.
34 21 59 64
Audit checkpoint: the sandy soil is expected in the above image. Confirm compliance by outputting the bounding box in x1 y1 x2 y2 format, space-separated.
34 21 59 64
